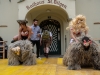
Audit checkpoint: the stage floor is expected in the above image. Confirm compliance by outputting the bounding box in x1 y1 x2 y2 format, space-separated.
0 58 100 75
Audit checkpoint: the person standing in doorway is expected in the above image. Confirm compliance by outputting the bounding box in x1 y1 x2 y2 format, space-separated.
30 19 41 58
40 28 52 58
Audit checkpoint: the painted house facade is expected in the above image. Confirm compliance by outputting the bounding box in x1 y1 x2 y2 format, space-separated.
0 0 100 55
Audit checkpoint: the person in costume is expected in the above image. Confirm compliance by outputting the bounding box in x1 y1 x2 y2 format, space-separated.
11 20 32 43
67 14 89 43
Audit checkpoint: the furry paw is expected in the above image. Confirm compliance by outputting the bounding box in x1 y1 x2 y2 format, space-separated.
67 64 81 70
93 64 100 70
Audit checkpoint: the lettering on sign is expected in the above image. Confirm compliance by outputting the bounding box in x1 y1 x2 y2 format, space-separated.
26 0 67 10
26 0 44 10
48 0 67 9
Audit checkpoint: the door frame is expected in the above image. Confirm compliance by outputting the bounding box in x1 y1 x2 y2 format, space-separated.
40 19 61 55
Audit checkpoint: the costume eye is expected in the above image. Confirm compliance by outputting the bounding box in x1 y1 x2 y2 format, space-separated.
84 40 86 43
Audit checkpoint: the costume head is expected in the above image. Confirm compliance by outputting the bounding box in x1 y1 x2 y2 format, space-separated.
67 14 89 34
82 36 92 47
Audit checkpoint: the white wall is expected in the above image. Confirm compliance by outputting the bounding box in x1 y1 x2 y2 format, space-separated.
76 0 100 39
0 0 75 55
0 0 19 45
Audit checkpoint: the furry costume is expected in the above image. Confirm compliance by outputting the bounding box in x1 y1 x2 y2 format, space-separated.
63 35 100 70
8 40 36 66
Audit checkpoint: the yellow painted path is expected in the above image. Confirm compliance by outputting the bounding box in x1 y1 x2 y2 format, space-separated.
0 58 100 75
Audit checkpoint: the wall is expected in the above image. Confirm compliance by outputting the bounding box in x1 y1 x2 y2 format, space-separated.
0 0 19 44
76 0 100 39
0 0 76 55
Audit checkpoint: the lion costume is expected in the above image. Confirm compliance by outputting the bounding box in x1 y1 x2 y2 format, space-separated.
8 40 36 66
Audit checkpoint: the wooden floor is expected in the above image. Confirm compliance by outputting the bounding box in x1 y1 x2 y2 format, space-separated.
0 58 100 75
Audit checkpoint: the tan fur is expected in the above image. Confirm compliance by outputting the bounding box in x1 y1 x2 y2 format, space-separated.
12 46 20 55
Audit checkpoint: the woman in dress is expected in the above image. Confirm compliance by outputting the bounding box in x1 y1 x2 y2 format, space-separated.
67 14 89 43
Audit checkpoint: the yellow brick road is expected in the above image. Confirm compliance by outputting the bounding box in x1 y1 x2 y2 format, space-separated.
0 58 100 75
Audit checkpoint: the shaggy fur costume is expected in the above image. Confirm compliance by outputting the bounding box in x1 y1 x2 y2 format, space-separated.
63 35 100 70
8 40 36 66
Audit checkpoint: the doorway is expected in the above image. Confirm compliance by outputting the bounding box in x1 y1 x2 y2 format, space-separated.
40 19 61 55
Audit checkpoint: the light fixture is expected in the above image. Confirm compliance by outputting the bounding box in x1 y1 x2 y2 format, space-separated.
46 9 51 12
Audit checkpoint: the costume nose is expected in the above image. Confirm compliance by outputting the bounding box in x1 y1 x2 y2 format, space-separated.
84 43 89 46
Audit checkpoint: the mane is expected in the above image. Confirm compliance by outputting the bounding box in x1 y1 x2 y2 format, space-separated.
66 14 89 34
